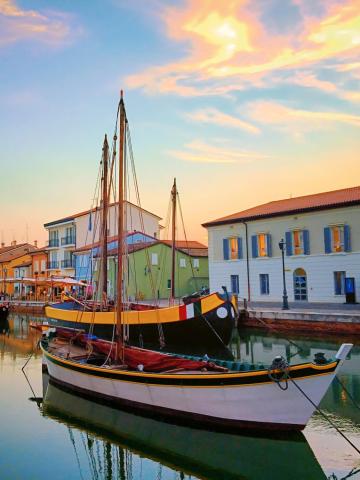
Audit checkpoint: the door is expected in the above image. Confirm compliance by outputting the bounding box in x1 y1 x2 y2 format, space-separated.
293 268 307 301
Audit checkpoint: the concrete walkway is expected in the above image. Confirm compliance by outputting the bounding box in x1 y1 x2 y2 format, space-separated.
246 301 360 315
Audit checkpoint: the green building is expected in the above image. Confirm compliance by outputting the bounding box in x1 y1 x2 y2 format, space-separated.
94 240 209 301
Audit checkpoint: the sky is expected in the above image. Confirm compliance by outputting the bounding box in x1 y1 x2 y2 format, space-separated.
0 0 359 246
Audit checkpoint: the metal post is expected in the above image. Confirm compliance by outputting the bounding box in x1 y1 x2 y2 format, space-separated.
279 239 289 310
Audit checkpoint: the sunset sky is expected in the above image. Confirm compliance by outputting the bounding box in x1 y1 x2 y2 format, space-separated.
0 0 359 246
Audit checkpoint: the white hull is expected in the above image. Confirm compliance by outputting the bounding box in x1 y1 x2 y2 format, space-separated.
42 344 352 430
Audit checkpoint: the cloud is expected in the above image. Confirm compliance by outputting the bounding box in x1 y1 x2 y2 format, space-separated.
125 0 360 98
247 100 360 130
186 108 260 134
167 139 268 164
0 0 81 47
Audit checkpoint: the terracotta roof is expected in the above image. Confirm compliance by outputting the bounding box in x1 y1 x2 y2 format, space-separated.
161 240 207 249
0 244 38 263
203 185 360 227
0 244 26 254
44 201 162 227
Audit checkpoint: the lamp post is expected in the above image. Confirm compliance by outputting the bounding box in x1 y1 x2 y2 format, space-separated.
278 239 289 310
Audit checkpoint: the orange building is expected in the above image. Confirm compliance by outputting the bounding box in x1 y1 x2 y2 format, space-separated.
0 242 38 295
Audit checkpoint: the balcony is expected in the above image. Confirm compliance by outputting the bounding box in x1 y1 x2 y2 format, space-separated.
61 259 75 269
61 236 76 246
47 261 59 270
48 239 59 248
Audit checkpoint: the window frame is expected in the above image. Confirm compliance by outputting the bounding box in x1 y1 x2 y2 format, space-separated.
259 273 270 295
334 271 346 295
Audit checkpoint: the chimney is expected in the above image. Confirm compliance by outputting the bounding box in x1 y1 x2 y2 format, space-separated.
34 240 38 248
1 242 4 248
11 240 17 246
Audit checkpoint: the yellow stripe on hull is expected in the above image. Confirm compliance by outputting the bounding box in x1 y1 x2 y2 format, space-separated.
45 293 230 326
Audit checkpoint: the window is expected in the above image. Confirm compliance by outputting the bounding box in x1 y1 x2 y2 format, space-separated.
41 260 46 272
332 226 344 252
223 237 243 260
151 253 158 266
193 258 199 268
286 230 310 256
325 225 350 253
293 230 304 255
334 271 346 295
230 275 239 294
252 234 271 258
167 279 171 289
259 274 269 295
179 258 186 268
34 261 39 272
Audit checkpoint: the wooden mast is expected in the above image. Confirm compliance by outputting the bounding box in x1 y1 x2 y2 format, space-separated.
100 134 109 306
116 91 126 344
170 178 177 302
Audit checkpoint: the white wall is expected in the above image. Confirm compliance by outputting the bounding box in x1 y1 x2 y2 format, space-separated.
75 203 161 249
207 205 360 303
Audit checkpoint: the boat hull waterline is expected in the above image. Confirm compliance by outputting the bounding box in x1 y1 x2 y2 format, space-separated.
41 341 352 432
45 292 236 346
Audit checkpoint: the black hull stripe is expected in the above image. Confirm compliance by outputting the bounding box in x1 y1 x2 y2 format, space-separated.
42 345 337 387
48 376 305 433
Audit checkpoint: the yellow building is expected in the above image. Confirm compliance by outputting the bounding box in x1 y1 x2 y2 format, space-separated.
0 242 38 296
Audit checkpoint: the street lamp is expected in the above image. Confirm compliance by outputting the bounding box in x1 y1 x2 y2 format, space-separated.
278 239 289 310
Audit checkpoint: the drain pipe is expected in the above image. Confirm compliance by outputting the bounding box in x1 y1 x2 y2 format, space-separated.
242 221 251 302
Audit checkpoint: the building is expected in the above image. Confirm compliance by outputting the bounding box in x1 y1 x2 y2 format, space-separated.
93 240 209 301
44 202 162 278
203 186 360 304
74 231 156 283
0 242 38 295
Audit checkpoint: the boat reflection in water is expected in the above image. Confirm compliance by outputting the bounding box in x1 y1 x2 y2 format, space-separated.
42 376 326 480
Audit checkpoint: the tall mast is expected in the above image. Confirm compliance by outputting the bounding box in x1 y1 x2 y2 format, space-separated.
116 91 126 341
170 178 177 302
100 134 109 306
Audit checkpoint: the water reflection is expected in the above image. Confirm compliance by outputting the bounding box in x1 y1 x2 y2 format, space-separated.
42 376 326 480
1 314 359 480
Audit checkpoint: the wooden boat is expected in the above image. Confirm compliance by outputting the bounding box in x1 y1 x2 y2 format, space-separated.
45 292 236 347
42 378 327 479
41 326 352 432
41 94 352 432
44 97 236 349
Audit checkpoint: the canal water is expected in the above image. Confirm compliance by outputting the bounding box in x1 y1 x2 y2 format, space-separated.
0 314 359 480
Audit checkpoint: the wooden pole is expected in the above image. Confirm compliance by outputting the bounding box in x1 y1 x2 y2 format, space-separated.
116 92 126 349
170 178 177 302
100 134 109 306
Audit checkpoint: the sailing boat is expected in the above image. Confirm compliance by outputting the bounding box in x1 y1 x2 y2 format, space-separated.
45 126 236 348
41 93 353 431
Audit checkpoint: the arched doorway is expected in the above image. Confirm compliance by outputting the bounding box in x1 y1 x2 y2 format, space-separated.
293 268 307 301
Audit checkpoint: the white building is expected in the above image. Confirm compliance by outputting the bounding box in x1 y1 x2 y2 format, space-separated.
44 202 162 278
203 186 360 304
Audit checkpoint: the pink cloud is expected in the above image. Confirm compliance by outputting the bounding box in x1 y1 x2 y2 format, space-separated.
0 0 81 47
167 139 268 164
186 107 260 134
125 0 360 99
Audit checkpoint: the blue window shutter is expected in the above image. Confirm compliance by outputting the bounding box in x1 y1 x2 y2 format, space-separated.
266 234 272 257
251 235 258 258
303 230 310 255
237 237 243 259
344 225 351 252
324 227 331 254
285 231 292 256
223 238 229 260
